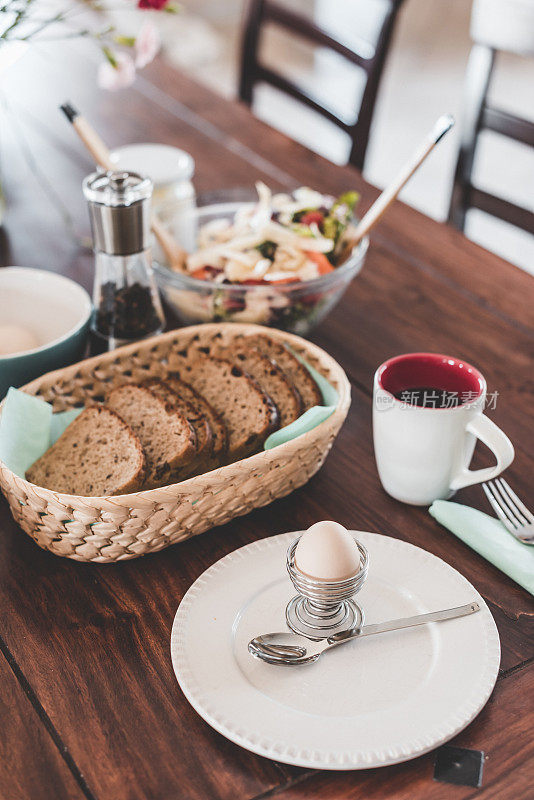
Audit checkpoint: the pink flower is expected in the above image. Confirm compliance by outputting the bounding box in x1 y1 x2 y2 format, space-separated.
135 20 160 69
98 52 136 91
138 0 168 9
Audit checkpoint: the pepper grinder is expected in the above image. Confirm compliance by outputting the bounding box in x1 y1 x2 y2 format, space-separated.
83 170 165 352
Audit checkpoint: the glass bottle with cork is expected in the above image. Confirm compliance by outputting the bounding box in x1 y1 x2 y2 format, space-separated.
83 170 165 352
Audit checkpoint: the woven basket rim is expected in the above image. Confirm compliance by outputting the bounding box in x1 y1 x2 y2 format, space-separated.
0 323 350 503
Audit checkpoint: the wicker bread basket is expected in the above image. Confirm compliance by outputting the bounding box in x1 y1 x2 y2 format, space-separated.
0 323 350 563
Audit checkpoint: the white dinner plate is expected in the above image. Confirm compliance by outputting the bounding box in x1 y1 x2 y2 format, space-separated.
170 531 500 770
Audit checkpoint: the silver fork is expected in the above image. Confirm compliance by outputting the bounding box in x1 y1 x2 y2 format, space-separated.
482 478 534 545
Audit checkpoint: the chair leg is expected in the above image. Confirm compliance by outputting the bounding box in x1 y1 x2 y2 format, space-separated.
239 0 265 106
449 44 495 232
348 0 405 172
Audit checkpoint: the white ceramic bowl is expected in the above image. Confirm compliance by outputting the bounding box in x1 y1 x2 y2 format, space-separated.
0 267 92 398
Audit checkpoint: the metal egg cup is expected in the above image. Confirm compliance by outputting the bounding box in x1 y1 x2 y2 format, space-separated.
285 536 369 640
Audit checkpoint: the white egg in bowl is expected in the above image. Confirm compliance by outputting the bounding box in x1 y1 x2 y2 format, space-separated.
0 267 92 398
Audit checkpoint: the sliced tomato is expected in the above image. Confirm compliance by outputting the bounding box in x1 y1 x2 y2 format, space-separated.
224 297 246 312
304 251 335 275
300 211 324 227
190 266 221 281
269 276 301 285
241 278 268 285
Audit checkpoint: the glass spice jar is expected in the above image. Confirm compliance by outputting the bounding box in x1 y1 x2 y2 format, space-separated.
83 170 165 353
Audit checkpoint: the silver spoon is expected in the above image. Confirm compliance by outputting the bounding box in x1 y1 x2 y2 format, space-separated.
248 601 480 665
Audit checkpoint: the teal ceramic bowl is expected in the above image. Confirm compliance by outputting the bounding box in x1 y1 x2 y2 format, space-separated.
0 268 92 399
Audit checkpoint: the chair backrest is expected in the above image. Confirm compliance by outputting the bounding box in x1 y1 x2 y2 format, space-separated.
239 0 404 171
449 0 534 234
471 0 534 57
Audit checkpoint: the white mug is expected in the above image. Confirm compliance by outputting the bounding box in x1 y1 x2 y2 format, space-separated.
373 353 515 506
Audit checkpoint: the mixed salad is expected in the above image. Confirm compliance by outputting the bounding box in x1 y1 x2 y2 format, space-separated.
160 184 363 334
180 183 359 285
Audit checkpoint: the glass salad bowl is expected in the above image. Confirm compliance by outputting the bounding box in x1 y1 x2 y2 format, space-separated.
154 200 369 336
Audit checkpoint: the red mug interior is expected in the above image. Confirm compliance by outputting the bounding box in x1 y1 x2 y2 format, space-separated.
377 353 485 404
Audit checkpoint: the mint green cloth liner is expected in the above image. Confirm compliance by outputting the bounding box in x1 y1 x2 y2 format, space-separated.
264 347 338 450
0 388 82 478
0 352 338 477
429 500 534 597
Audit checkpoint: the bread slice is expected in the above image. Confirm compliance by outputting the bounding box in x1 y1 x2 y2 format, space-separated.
106 384 196 489
211 344 302 428
245 334 322 410
168 353 278 461
164 377 227 469
26 405 146 496
143 379 212 474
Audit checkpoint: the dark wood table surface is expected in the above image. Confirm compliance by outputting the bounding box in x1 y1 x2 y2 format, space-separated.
0 44 533 800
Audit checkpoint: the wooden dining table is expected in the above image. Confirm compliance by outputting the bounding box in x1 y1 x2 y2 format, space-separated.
0 42 533 800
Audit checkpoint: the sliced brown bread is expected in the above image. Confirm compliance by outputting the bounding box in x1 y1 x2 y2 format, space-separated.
211 344 302 428
143 379 212 472
164 377 227 469
26 406 146 496
245 334 322 411
168 353 279 461
106 384 196 489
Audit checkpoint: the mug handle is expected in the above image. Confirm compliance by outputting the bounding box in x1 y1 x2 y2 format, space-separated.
450 414 515 491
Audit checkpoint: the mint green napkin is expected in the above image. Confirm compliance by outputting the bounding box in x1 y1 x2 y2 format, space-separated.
0 388 82 478
429 500 534 596
264 351 338 450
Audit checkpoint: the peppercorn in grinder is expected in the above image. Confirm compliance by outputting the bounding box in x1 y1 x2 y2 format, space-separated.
83 170 165 353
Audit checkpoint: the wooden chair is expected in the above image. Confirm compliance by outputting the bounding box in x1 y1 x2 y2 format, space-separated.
449 0 534 235
239 0 404 171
